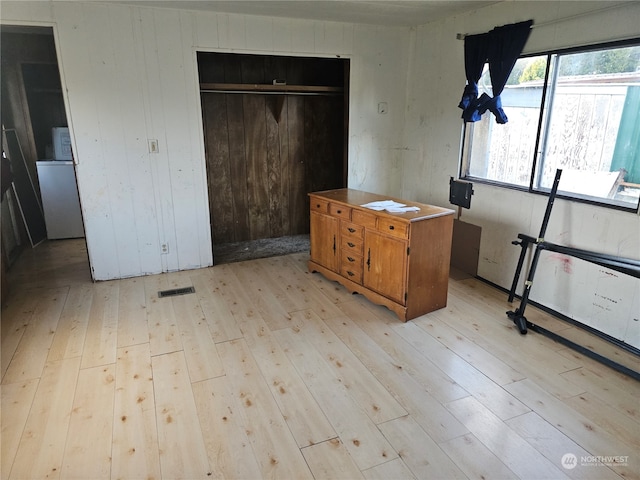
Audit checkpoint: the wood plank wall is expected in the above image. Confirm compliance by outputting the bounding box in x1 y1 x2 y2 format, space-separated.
199 53 347 244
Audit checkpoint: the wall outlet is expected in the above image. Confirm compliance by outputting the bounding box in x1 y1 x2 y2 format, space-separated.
378 102 388 114
161 243 169 254
149 139 159 153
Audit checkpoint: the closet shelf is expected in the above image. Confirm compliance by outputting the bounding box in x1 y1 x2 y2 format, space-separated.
200 83 344 95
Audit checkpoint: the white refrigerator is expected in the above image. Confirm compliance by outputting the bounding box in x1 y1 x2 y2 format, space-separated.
36 161 84 239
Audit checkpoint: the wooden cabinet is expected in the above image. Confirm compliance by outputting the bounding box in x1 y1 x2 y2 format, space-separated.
308 189 454 321
363 230 407 304
309 210 339 272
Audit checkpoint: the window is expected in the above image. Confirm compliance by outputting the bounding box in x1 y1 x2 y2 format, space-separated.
461 40 640 211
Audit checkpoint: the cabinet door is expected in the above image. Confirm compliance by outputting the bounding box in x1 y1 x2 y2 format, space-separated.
310 211 339 272
363 230 407 304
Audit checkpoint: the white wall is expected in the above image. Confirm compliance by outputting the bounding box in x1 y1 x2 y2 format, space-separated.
403 1 640 347
0 1 410 280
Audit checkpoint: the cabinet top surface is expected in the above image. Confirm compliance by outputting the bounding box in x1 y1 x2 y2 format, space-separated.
309 188 454 221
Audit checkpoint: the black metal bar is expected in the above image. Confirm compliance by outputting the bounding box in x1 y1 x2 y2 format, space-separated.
481 275 640 358
507 169 563 333
526 321 640 381
507 242 543 333
508 236 535 302
511 233 640 282
539 242 640 278
518 233 536 242
538 169 562 241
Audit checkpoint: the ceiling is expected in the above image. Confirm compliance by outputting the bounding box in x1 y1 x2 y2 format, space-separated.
111 1 498 27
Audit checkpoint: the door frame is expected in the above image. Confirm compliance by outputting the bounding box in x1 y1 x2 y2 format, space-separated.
0 21 91 278
195 49 351 248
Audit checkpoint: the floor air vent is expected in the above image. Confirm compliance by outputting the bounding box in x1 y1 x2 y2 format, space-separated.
158 286 196 298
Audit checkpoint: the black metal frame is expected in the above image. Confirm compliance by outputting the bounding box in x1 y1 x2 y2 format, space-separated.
507 169 562 333
506 169 640 379
509 234 640 304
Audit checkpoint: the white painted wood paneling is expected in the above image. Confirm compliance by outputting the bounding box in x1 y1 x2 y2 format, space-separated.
245 15 273 52
105 5 162 277
193 11 219 48
290 20 316 54
349 25 409 196
82 4 134 277
271 17 294 53
151 8 207 272
1 1 409 281
0 0 54 22
218 13 247 50
52 2 123 280
133 7 178 274
181 10 214 272
403 1 640 347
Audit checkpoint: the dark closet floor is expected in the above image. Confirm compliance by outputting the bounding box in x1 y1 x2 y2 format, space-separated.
213 234 310 265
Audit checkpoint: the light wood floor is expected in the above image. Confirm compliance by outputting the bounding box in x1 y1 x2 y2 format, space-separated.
2 239 639 480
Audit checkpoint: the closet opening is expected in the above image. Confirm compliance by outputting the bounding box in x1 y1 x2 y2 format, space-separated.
197 52 349 264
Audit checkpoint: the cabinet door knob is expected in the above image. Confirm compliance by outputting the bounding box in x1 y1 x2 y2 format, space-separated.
389 225 395 230
316 204 321 208
347 271 355 277
348 227 356 233
347 256 355 262
337 209 342 214
347 242 355 247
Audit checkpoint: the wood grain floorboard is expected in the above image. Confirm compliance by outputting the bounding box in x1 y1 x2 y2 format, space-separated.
152 351 211 478
80 281 119 369
2 287 67 384
111 343 161 480
144 274 182 357
192 375 263 480
1 238 637 479
61 364 115 479
301 438 364 480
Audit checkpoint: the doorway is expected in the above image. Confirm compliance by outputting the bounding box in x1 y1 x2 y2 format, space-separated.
1 25 89 298
198 52 349 263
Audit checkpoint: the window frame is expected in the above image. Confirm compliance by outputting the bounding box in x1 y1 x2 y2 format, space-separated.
459 37 640 214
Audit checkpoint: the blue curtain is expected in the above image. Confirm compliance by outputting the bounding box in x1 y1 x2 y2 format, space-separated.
458 32 490 122
459 20 533 124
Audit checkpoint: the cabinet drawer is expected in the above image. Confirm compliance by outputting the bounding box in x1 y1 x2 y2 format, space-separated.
341 251 363 268
378 219 408 238
341 236 363 254
310 198 329 213
341 222 363 239
352 209 377 229
341 257 363 283
329 203 351 220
